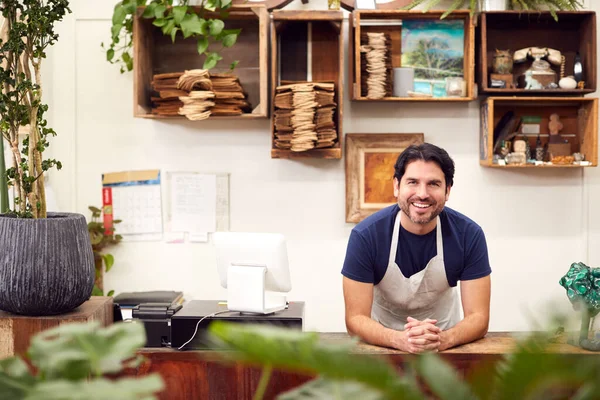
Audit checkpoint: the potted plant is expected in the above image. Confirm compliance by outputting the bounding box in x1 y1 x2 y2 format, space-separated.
0 321 164 399
104 0 241 73
0 1 95 316
208 322 600 399
404 0 583 20
87 206 123 297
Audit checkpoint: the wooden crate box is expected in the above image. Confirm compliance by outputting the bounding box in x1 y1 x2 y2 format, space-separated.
270 10 344 159
350 10 475 102
478 11 596 95
133 5 268 119
480 97 598 168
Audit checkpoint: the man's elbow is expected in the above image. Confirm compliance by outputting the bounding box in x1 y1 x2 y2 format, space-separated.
477 314 490 338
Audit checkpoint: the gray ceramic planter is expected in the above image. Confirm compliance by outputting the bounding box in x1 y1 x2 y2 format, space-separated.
0 212 95 315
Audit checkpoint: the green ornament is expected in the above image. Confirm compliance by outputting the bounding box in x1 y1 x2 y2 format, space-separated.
559 262 600 351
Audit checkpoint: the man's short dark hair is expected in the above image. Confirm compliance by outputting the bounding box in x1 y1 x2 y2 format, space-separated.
393 143 455 188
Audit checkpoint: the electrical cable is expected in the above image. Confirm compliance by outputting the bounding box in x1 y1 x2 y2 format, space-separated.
177 309 233 350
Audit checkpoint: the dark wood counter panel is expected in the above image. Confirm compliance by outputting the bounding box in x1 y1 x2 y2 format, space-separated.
132 332 596 400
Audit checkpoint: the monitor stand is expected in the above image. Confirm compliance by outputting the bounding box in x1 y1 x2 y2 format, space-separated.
227 264 287 314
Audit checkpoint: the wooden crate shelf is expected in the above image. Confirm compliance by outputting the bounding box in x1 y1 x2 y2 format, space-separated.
349 10 475 102
270 10 344 159
133 5 268 119
478 11 596 95
480 97 598 168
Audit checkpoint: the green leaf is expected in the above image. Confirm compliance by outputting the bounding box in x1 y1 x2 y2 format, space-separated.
107 290 115 297
154 4 167 19
91 285 104 296
162 19 176 36
208 322 423 399
230 60 239 70
142 3 157 18
122 52 131 64
209 19 224 36
0 357 34 399
172 6 187 25
28 322 148 379
180 14 203 38
25 375 164 400
414 353 476 400
221 33 237 48
88 206 102 214
103 254 115 272
170 27 179 43
199 19 210 35
112 5 127 26
152 18 167 28
111 23 122 40
220 0 232 8
279 377 386 400
203 52 222 70
204 0 217 11
197 37 209 54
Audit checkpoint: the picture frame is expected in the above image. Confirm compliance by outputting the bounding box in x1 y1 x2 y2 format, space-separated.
345 133 424 223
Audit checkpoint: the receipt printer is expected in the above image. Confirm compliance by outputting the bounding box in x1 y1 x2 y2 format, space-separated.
113 291 184 348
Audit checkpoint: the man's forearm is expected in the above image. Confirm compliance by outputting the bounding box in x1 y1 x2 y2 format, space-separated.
346 315 404 350
439 313 488 351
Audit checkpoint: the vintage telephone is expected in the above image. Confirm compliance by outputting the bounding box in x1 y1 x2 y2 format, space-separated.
513 47 562 67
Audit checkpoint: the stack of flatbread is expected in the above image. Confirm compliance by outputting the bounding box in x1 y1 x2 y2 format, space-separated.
151 72 186 116
360 32 392 99
273 82 337 152
177 69 215 121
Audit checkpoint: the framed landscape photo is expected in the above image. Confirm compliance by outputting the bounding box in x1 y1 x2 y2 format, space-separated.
345 133 424 223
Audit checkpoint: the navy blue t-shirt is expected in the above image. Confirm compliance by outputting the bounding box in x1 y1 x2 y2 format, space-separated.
341 205 491 287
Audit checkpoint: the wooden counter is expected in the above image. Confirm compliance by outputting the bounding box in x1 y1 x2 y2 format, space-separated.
132 332 595 400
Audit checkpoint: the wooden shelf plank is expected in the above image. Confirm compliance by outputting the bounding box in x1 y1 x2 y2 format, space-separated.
271 147 342 159
354 96 476 102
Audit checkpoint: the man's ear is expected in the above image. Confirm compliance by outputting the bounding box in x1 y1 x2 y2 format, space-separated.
445 184 452 201
393 178 400 198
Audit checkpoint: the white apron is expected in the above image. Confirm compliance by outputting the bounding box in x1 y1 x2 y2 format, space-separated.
371 211 461 331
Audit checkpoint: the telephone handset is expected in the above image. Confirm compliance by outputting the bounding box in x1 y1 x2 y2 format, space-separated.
513 47 562 66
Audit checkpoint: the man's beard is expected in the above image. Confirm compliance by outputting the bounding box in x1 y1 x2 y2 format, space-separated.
399 197 444 225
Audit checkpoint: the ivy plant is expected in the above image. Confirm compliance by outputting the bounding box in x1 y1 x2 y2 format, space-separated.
404 0 583 20
87 205 123 297
0 0 68 218
104 0 240 73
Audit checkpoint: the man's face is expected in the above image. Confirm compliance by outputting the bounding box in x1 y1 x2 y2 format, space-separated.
394 160 450 226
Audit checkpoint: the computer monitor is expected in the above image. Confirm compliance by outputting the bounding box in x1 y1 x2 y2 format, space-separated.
213 232 292 314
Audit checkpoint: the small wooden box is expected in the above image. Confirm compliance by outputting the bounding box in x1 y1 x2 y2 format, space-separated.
0 297 113 358
350 10 475 102
480 97 598 168
270 10 344 159
133 5 269 119
490 73 515 89
478 11 597 95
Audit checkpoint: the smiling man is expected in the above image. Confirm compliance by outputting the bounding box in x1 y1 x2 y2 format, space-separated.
342 143 491 353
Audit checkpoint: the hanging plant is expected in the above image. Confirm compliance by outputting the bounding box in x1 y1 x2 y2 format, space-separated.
104 0 240 73
404 0 583 20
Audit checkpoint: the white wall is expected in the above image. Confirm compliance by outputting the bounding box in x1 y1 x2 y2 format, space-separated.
44 0 599 332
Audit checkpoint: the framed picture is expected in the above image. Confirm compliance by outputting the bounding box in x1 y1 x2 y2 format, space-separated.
345 133 424 223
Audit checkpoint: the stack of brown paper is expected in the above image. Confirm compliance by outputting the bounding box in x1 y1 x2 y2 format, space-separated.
273 82 337 152
151 72 185 116
210 73 252 116
177 69 215 121
150 69 251 120
360 32 392 99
